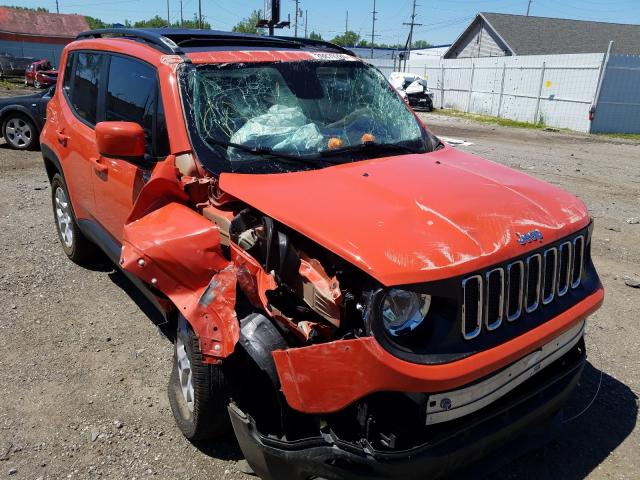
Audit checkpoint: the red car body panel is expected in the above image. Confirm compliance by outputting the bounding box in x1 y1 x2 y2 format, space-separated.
220 146 590 286
121 200 239 360
273 286 603 413
25 59 58 87
40 35 603 445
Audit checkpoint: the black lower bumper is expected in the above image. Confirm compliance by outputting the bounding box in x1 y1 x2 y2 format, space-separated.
229 340 586 480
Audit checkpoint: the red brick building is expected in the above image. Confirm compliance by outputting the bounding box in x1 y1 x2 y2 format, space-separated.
0 7 89 66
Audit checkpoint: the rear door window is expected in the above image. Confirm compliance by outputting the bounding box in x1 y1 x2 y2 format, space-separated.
69 52 104 125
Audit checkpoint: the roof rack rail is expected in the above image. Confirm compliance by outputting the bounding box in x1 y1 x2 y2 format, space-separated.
273 36 355 57
76 28 183 55
75 28 357 57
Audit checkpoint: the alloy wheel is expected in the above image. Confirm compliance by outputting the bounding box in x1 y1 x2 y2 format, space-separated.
54 187 74 248
4 117 33 148
176 316 195 413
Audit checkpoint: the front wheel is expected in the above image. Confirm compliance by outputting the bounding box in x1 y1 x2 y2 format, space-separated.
34 79 41 89
168 315 231 441
50 173 96 263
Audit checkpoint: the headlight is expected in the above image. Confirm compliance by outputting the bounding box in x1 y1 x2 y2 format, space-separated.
381 289 431 336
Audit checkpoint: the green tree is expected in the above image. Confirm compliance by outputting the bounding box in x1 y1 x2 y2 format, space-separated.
232 10 264 35
85 16 109 30
179 14 211 29
308 31 323 41
412 40 431 49
133 15 168 28
0 5 49 12
330 30 359 47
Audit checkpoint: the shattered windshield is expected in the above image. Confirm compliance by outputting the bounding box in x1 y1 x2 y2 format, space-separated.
180 60 438 174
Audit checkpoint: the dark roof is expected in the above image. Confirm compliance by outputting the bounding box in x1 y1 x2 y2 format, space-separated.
480 12 640 55
0 7 89 38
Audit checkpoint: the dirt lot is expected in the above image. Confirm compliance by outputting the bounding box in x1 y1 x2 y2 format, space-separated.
0 101 638 479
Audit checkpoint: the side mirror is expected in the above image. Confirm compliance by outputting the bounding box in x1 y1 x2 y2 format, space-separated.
95 121 145 159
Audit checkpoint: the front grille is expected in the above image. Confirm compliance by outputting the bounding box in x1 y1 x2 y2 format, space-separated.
462 234 586 340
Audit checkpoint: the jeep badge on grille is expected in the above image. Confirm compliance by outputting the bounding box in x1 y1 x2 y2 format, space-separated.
517 229 543 245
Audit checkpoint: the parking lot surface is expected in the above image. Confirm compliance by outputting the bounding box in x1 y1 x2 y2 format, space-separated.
0 102 638 479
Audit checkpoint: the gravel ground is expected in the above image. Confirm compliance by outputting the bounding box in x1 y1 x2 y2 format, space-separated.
0 102 638 480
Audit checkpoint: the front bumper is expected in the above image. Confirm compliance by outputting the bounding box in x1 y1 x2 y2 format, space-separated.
272 287 603 414
230 337 586 480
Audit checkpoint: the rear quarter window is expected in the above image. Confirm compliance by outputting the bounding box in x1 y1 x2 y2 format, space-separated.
69 52 104 125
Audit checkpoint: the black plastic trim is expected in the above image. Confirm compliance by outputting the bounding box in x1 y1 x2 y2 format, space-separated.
229 341 586 480
76 219 170 322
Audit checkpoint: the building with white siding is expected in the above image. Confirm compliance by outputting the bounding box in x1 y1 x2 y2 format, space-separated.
444 13 640 59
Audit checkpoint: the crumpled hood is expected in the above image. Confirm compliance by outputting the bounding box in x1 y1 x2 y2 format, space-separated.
220 146 589 286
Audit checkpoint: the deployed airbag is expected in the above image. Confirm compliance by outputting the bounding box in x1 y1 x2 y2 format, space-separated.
229 105 323 158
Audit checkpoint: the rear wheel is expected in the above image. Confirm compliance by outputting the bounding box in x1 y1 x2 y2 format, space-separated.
50 173 96 264
2 114 36 150
168 315 232 441
34 79 41 89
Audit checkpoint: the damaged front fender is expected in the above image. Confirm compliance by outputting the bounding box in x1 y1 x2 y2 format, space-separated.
121 202 239 363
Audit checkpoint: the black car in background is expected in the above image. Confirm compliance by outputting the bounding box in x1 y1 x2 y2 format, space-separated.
0 53 34 78
0 86 52 150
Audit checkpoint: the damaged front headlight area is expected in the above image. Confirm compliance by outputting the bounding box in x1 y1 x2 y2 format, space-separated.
380 289 431 337
361 286 463 363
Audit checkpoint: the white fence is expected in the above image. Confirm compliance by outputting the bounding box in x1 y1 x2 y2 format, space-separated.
371 52 640 134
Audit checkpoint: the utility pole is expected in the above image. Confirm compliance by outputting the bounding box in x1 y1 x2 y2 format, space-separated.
180 0 184 26
55 0 59 14
293 0 300 37
345 10 348 34
370 0 378 59
166 0 170 27
305 10 308 38
198 0 203 29
526 0 533 16
402 0 422 67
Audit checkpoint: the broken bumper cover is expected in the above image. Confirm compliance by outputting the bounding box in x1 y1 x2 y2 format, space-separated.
272 286 603 413
229 338 586 480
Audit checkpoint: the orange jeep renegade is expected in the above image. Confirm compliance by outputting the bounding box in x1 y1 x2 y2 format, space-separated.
41 29 604 480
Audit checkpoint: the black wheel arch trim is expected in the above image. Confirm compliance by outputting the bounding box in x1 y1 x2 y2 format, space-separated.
41 144 64 181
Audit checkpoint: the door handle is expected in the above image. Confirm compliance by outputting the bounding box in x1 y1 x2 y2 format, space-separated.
90 156 108 174
56 129 69 146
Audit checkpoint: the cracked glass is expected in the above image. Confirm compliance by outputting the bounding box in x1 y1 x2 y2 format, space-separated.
180 60 438 174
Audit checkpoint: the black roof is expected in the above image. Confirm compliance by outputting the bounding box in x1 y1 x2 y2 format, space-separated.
479 13 640 56
76 28 354 56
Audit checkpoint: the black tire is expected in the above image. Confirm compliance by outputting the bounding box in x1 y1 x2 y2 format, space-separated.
168 315 231 441
50 173 96 264
2 113 37 150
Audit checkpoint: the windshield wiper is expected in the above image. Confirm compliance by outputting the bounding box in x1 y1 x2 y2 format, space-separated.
320 141 424 158
204 136 334 168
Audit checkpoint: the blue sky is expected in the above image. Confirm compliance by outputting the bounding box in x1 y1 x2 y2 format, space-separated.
12 0 640 46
